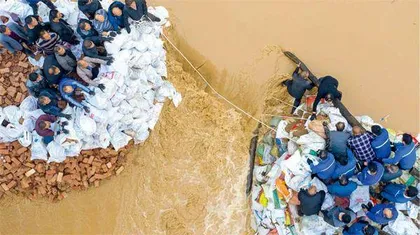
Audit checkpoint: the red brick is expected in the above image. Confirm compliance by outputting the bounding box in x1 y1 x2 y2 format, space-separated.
16 147 27 155
7 180 17 189
25 169 36 177
1 183 9 191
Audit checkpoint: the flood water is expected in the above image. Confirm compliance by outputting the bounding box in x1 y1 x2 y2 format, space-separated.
0 1 418 234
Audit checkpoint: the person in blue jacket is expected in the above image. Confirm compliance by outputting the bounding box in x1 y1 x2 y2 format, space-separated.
383 134 417 170
362 203 398 225
321 206 356 227
307 150 336 181
343 220 378 235
381 165 402 183
327 175 358 198
59 77 95 112
381 183 418 203
25 0 56 16
0 25 33 56
108 1 125 31
332 148 357 179
38 89 72 119
357 161 384 185
371 125 391 159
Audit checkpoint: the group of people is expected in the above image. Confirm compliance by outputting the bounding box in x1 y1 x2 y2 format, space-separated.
282 64 418 234
0 0 160 145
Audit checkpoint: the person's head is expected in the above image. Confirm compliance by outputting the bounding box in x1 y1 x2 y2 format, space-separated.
338 175 348 186
39 30 51 40
339 212 351 223
77 59 88 68
80 21 91 31
406 186 419 198
0 25 10 35
371 125 382 136
63 85 74 93
336 122 345 132
307 185 317 195
383 208 393 219
83 40 94 49
125 0 136 7
300 70 309 79
352 126 362 136
39 120 51 130
94 12 105 22
0 15 9 24
25 16 38 27
364 225 376 235
78 0 89 6
367 162 378 175
325 93 334 102
111 6 123 16
49 10 60 21
402 133 413 145
54 45 65 55
39 95 51 105
48 66 60 75
337 155 348 166
28 72 42 82
318 150 328 160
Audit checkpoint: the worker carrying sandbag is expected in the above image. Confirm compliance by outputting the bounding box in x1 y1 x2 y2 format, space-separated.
310 75 342 120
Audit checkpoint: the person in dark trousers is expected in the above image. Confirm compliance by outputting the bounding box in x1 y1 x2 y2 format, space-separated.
0 25 33 56
362 202 398 225
77 19 100 40
82 39 113 63
381 183 418 203
24 15 50 44
26 71 49 97
38 89 72 119
54 45 77 73
357 161 384 186
321 206 356 227
123 0 160 34
381 165 402 182
323 121 350 158
383 134 417 170
307 150 336 181
332 148 357 179
371 125 391 160
25 0 56 16
49 10 79 45
310 75 342 119
343 220 378 235
35 114 58 144
43 54 65 85
281 64 314 114
327 175 357 198
59 77 95 112
297 185 325 216
347 126 376 164
108 1 126 31
78 0 102 19
76 56 108 88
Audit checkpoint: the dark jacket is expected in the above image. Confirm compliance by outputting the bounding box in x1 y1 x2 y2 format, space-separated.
298 189 325 216
50 18 75 42
59 77 92 109
55 48 77 73
381 183 415 203
24 16 51 44
381 166 402 183
123 0 147 33
326 128 350 158
332 148 357 179
43 55 64 85
383 142 416 170
323 206 356 227
343 221 378 235
26 71 49 97
366 204 398 225
357 161 384 185
0 34 22 54
286 67 314 99
78 0 102 19
108 1 125 30
327 181 357 197
7 22 29 42
38 89 67 117
77 19 101 41
35 114 56 137
371 128 391 159
312 76 342 112
82 42 109 61
309 152 336 180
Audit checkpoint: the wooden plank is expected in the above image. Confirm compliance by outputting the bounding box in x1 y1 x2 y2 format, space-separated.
246 124 261 196
283 51 364 130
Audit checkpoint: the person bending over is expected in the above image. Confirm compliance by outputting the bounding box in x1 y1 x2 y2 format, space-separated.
327 175 357 198
310 75 342 119
322 206 356 228
347 126 376 164
324 121 350 158
357 161 384 186
343 220 378 235
381 183 418 204
123 0 160 34
370 125 391 160
297 185 325 216
362 202 398 225
307 150 336 181
383 134 417 170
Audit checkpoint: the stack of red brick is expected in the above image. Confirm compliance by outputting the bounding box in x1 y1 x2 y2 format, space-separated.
0 49 129 201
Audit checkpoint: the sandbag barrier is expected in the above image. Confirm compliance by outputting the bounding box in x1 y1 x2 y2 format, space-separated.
0 1 180 201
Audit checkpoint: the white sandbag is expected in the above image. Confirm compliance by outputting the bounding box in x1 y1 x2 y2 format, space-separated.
47 141 66 163
3 105 23 124
28 56 45 67
383 212 418 235
148 103 164 129
310 177 335 210
86 88 108 110
110 131 132 151
280 150 311 176
0 123 24 141
18 130 32 147
19 96 38 113
30 133 48 161
111 92 127 107
297 131 326 151
77 113 97 136
356 115 375 130
300 215 336 235
349 185 370 212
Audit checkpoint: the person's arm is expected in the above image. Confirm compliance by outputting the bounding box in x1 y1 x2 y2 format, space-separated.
319 190 326 201
0 36 21 54
382 153 401 165
326 185 335 195
140 0 148 16
312 93 322 113
323 123 331 149
85 56 107 65
123 10 131 33
41 0 56 10
292 66 300 77
62 92 84 109
72 80 91 93
380 191 395 202
77 67 100 86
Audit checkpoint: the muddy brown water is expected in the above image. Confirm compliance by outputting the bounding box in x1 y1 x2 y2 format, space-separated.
0 1 418 234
